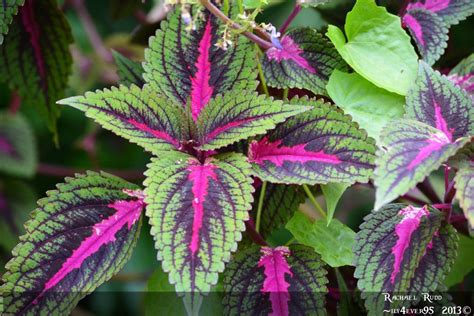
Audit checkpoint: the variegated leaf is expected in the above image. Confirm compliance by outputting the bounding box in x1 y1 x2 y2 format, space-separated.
0 112 36 177
262 27 346 96
454 164 474 228
0 0 24 44
403 8 449 65
406 61 474 139
112 50 145 87
406 0 474 26
0 172 144 315
143 151 253 302
448 53 474 95
57 85 188 155
0 0 73 134
251 183 306 238
143 4 257 122
373 119 469 209
223 245 328 315
248 97 376 185
196 92 308 151
355 204 458 315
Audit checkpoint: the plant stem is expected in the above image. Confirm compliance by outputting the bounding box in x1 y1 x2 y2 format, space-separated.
71 0 113 63
8 92 21 114
37 163 145 180
432 203 452 209
282 88 289 100
417 179 441 204
444 180 456 203
255 181 267 232
199 0 273 50
280 4 301 34
444 164 450 192
256 51 270 97
245 220 268 246
302 184 326 218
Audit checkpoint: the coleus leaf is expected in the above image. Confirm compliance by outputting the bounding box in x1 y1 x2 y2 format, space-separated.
321 182 348 224
223 245 328 315
0 172 144 315
448 53 474 95
444 233 474 287
0 112 36 177
196 92 308 151
454 164 474 228
326 69 405 144
251 183 306 238
326 0 418 96
143 4 257 122
261 27 347 96
248 97 376 185
112 50 145 87
373 120 469 209
374 62 473 209
0 0 24 44
143 151 253 298
299 0 331 8
354 204 458 315
286 212 355 267
57 85 188 156
406 61 474 138
403 8 449 65
406 0 474 26
0 0 73 134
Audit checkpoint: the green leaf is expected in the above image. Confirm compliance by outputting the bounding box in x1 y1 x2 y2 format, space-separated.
0 172 144 315
326 0 418 96
286 212 355 267
0 180 36 251
197 91 308 151
112 50 144 87
0 0 24 44
326 70 405 143
355 204 458 315
320 182 348 225
299 0 331 8
251 183 306 238
0 0 73 135
454 164 474 228
243 0 268 9
143 151 253 301
444 234 474 287
58 84 188 156
0 112 36 177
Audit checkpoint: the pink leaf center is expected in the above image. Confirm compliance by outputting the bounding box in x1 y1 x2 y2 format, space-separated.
390 205 429 283
403 13 425 46
190 19 214 121
407 0 451 13
266 36 316 74
249 137 341 166
127 119 179 147
187 160 217 255
258 246 293 316
407 131 451 170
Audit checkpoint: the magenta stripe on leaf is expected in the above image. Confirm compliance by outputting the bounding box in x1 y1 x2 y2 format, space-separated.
403 13 425 46
187 160 217 255
258 247 293 316
391 205 430 283
34 190 144 303
267 36 316 74
127 118 180 147
20 0 46 84
407 131 450 170
190 20 214 121
249 137 341 167
204 118 255 142
408 0 451 13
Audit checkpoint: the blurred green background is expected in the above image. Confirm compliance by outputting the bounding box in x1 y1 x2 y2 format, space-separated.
0 0 472 315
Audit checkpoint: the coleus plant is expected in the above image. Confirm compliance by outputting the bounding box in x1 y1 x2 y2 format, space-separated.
0 0 473 315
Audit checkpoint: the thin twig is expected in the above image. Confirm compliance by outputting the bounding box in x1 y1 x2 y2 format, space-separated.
280 4 301 34
302 184 326 218
71 0 113 63
199 0 273 50
255 181 267 233
444 180 456 203
37 163 145 180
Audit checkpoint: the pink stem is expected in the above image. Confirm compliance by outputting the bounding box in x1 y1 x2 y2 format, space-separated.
432 203 452 209
245 219 268 246
280 4 301 34
444 180 456 203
